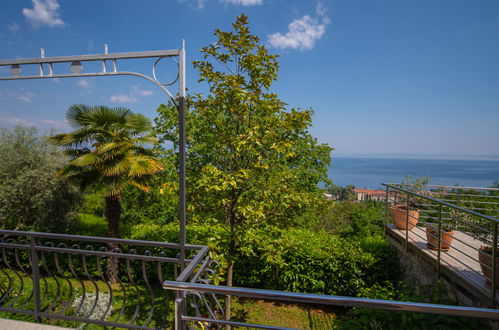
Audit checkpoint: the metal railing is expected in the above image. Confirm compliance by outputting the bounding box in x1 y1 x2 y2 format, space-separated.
382 183 499 308
1 229 499 329
163 282 499 330
0 230 206 329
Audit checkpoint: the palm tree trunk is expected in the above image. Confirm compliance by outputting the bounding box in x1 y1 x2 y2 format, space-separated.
105 195 121 284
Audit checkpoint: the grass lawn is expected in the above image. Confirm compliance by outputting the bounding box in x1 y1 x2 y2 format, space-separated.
76 213 108 236
232 298 338 329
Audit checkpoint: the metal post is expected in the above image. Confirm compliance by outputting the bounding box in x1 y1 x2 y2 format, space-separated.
30 236 41 323
384 186 389 236
178 41 187 271
405 192 410 252
437 204 443 276
492 222 497 308
175 297 185 330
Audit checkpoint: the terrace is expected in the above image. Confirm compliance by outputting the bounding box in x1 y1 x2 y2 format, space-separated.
383 184 499 309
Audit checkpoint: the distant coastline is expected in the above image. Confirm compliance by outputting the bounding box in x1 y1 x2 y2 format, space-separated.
328 157 499 190
332 153 499 161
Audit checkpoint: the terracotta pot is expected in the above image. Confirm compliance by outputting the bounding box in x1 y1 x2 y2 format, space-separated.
390 204 419 230
426 227 454 251
478 246 499 287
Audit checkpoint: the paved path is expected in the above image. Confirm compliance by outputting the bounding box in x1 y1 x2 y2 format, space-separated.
0 318 70 329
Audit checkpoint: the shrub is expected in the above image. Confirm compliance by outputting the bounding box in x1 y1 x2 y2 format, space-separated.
317 201 384 238
235 228 385 296
80 192 105 217
126 222 228 282
360 235 400 284
0 126 81 233
120 175 178 225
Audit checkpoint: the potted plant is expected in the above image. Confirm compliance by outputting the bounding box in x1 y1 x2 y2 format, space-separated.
390 176 429 231
478 245 499 287
425 223 455 251
391 204 420 231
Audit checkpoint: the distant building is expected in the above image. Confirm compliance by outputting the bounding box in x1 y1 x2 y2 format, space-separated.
353 188 387 202
323 193 335 200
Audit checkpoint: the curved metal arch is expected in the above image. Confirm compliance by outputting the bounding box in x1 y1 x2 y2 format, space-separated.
1 71 179 108
0 44 188 271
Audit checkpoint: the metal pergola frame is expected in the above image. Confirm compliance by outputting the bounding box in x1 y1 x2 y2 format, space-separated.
0 44 188 268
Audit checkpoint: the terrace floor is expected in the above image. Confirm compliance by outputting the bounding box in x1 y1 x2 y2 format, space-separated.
386 224 499 306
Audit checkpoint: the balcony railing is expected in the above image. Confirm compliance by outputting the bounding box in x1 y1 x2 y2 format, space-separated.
163 281 499 330
1 228 499 329
382 183 499 307
0 230 209 329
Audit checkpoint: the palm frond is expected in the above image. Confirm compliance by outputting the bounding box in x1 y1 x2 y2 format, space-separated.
66 104 93 128
100 155 132 177
130 180 152 192
102 178 127 197
128 156 164 178
97 141 132 154
70 152 99 167
50 104 160 196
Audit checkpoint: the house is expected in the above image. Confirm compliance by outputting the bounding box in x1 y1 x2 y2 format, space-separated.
353 188 387 202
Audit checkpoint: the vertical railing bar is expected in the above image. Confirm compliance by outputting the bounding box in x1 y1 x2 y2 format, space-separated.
492 222 497 308
175 297 184 330
437 204 442 277
405 192 410 252
384 186 389 236
30 236 41 323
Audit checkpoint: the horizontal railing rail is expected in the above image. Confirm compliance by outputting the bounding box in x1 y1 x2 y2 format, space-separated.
164 281 499 329
0 229 205 250
382 183 499 308
384 184 499 223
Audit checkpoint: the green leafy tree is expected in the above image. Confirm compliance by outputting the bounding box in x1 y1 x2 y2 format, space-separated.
49 105 163 241
0 126 81 232
154 14 332 319
328 184 356 201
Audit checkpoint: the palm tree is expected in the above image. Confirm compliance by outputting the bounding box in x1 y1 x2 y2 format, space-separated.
49 104 163 241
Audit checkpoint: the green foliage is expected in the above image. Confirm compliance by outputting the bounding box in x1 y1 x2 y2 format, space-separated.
329 184 356 201
359 235 400 284
49 104 163 198
80 192 105 216
76 214 108 237
0 126 81 233
337 281 488 329
127 222 227 254
234 228 395 296
316 201 384 239
154 15 332 279
126 222 228 283
120 172 178 225
231 297 336 329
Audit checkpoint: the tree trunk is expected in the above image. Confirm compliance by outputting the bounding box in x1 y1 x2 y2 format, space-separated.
225 237 236 328
105 195 121 284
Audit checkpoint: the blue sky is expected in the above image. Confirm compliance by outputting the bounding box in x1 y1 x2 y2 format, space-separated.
0 0 498 159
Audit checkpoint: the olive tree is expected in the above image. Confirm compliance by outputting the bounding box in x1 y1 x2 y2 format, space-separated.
0 126 81 233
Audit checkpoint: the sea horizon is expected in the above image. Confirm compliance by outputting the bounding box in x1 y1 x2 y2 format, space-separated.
328 156 499 190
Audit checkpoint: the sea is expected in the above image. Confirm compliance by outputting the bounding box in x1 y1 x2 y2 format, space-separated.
328 157 499 190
